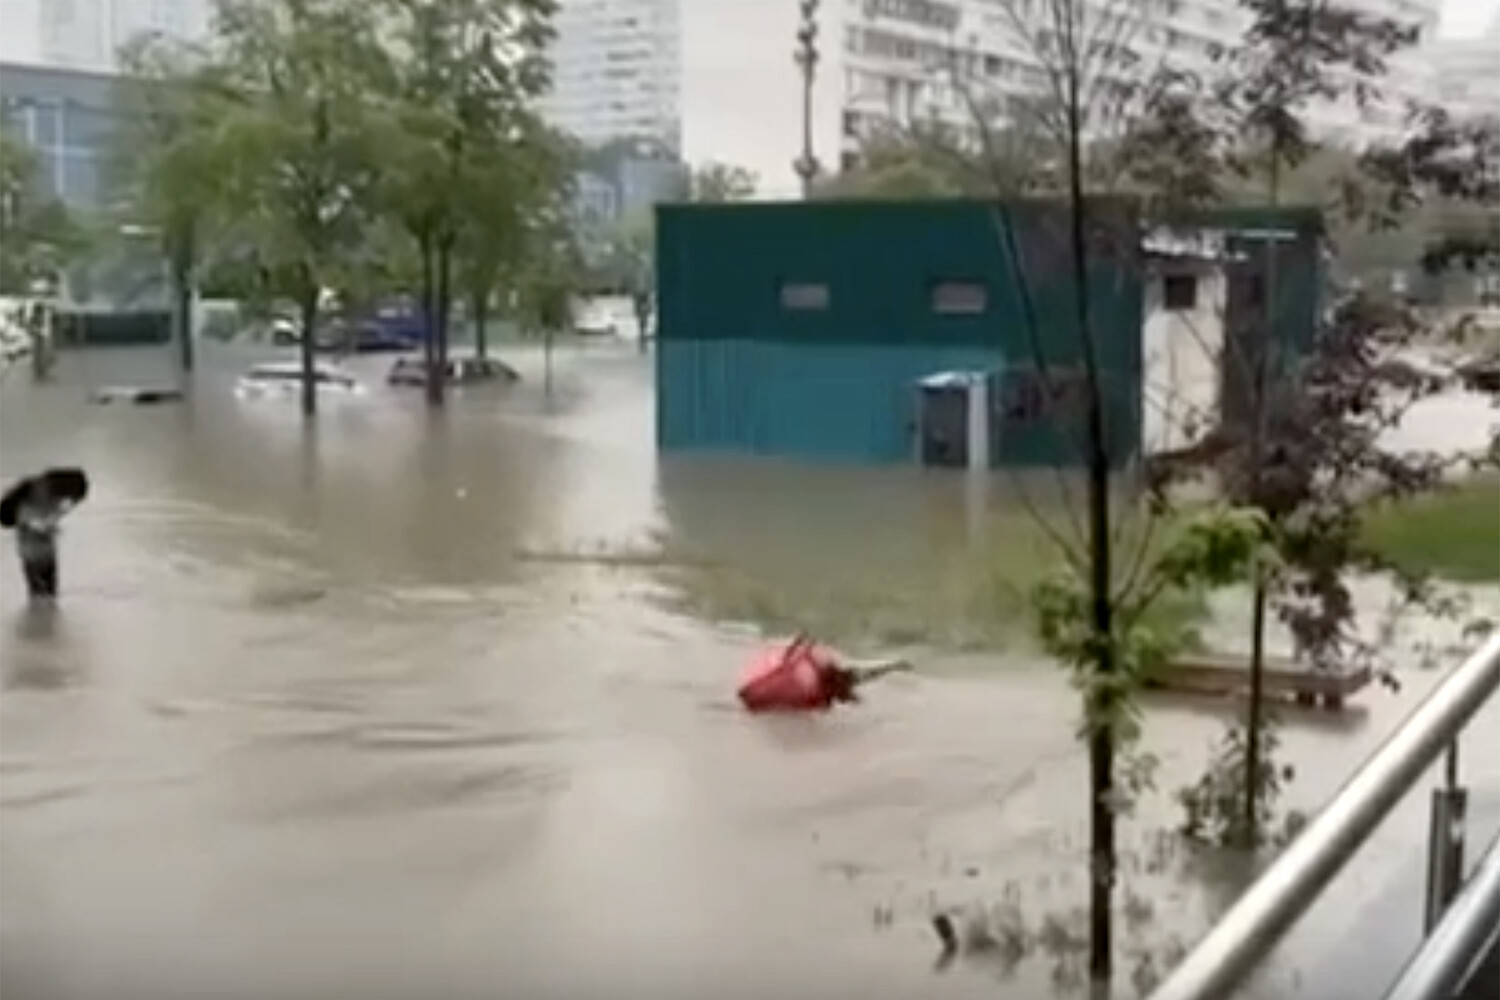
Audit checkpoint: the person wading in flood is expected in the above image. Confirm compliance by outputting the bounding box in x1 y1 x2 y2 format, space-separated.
1 469 89 601
16 479 64 597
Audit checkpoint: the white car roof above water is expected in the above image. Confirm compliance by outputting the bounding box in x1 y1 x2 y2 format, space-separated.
247 360 352 378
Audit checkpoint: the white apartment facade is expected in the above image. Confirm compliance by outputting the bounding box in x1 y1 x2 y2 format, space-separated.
1426 7 1500 123
545 0 1445 197
538 0 682 152
1301 0 1443 145
0 0 212 72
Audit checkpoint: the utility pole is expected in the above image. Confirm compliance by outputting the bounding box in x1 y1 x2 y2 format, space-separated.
793 0 821 199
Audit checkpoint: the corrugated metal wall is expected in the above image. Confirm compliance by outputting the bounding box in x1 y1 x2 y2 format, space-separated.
657 340 1004 462
654 198 1147 467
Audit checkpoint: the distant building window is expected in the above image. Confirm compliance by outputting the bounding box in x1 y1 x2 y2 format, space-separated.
780 282 830 311
1162 273 1198 312
931 281 987 315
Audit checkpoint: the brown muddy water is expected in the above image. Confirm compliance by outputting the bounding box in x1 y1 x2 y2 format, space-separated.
1 342 1496 1000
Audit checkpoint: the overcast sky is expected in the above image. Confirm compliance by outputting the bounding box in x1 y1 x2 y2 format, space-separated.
1440 0 1499 36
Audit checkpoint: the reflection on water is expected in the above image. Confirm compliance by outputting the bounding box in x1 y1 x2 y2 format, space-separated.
1 342 1496 1000
13 602 60 643
5 604 80 692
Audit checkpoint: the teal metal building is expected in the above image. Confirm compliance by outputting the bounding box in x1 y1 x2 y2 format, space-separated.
653 199 1322 468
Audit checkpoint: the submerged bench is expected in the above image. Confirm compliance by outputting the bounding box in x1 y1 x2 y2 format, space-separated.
1148 651 1374 711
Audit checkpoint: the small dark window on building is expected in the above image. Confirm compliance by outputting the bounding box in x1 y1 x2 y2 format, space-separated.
1162 273 1198 312
780 282 830 311
931 281 987 315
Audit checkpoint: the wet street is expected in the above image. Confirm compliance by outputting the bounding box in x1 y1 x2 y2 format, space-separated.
2 342 1497 1000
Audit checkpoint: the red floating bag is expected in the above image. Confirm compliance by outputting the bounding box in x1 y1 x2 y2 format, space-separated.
737 634 847 713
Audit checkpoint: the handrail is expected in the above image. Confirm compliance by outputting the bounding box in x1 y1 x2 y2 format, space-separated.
1147 631 1500 1000
1381 831 1500 1000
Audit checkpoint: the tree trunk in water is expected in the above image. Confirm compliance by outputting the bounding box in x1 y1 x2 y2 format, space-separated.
473 291 488 360
172 255 194 375
420 237 441 408
635 292 649 354
543 328 554 398
27 304 53 382
298 286 319 418
1063 59 1115 987
435 239 453 404
1244 579 1270 844
1243 155 1282 848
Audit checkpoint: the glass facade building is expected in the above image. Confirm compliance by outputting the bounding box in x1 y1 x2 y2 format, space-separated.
0 62 124 213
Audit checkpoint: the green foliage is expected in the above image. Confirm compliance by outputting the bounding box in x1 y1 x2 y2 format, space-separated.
1146 508 1273 594
689 162 757 202
367 0 563 396
112 0 576 404
460 122 576 328
1362 475 1500 583
208 0 388 297
510 206 582 336
113 38 228 261
594 211 653 294
1031 507 1267 746
583 157 753 297
374 0 556 256
1177 723 1306 849
819 119 1054 201
0 128 84 294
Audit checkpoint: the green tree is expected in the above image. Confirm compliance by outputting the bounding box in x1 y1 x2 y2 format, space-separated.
822 112 1056 200
1363 111 1500 300
511 205 581 396
376 0 558 405
115 35 240 373
1190 0 1418 850
601 210 654 351
688 161 757 202
0 128 81 297
457 120 575 361
916 0 1226 982
895 0 1437 982
204 0 388 416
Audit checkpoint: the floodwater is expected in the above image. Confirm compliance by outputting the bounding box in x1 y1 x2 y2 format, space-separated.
1 342 1496 1000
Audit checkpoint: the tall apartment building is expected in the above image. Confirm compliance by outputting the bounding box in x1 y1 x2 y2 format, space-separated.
1301 0 1443 145
545 0 1445 197
1427 7 1500 123
539 0 682 152
0 0 213 215
0 0 212 72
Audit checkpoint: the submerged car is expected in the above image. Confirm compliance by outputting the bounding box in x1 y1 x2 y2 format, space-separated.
234 360 365 399
386 354 520 387
1458 354 1500 394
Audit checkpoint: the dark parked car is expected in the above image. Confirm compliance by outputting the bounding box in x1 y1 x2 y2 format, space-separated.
1457 355 1500 394
387 354 520 387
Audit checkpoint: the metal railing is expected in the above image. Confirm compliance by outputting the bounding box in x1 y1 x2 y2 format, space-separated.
1148 631 1500 1000
1383 830 1500 1000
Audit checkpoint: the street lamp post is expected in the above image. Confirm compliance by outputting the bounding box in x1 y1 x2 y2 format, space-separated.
793 0 821 199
